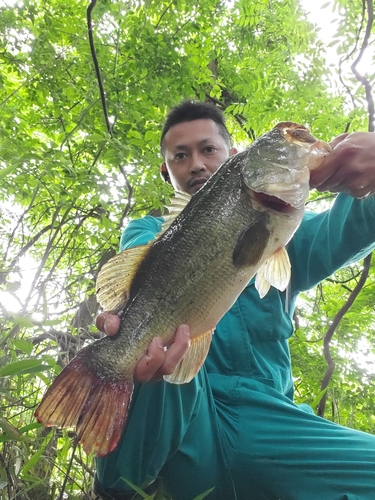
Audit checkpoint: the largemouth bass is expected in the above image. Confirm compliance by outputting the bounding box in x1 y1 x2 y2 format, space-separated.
35 122 331 456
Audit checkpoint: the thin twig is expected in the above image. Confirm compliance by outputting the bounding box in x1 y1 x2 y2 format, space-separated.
338 0 366 110
117 165 134 230
73 453 95 477
87 0 113 137
350 0 374 132
155 1 174 29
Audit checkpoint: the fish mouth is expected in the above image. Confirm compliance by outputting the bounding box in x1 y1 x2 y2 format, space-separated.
251 191 296 214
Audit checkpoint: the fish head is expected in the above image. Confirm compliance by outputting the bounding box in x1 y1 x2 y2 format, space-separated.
241 122 331 211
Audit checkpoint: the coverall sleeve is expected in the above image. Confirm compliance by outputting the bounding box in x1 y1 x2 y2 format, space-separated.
289 193 375 294
119 215 163 251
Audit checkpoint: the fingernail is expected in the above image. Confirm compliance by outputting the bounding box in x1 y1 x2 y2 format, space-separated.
103 317 113 333
181 324 190 335
155 338 164 349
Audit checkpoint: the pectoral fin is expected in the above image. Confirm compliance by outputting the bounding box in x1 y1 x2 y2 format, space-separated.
96 244 153 313
255 246 291 298
164 329 213 384
232 217 270 268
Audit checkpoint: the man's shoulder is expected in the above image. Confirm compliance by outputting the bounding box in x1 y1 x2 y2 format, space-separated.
120 215 164 251
126 214 164 230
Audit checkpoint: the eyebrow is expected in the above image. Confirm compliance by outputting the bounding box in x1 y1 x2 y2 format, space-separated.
173 138 216 151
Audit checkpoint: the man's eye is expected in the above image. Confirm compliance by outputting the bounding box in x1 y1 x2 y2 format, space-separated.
205 146 216 153
174 153 186 161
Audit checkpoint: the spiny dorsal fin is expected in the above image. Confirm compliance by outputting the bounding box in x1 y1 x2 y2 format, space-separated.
255 246 291 299
96 243 153 313
158 191 192 236
163 329 213 384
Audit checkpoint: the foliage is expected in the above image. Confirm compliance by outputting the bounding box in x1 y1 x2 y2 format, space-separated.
0 0 374 498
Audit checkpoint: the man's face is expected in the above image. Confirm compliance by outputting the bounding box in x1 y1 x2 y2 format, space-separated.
162 119 236 195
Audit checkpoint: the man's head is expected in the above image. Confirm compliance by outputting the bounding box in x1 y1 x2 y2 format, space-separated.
160 100 232 156
160 100 237 194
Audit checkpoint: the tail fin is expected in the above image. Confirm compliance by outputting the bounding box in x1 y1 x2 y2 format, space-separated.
35 348 133 457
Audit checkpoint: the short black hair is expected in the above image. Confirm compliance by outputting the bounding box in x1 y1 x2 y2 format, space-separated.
160 100 232 157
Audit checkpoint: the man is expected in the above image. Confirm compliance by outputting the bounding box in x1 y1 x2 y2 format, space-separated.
94 101 375 499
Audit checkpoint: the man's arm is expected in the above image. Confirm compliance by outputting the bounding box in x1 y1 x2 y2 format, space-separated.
290 131 375 294
310 132 375 198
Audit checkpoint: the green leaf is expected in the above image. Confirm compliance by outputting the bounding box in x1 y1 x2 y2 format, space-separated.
311 387 329 408
121 478 153 499
10 339 34 355
192 488 215 500
0 359 50 377
19 422 43 434
0 163 17 181
20 432 53 475
11 315 35 328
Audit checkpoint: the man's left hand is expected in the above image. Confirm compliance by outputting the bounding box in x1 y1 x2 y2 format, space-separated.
310 132 375 199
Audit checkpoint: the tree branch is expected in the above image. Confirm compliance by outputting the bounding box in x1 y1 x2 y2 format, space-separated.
317 253 372 416
338 1 366 112
155 1 174 29
317 0 374 418
117 165 134 230
87 0 113 137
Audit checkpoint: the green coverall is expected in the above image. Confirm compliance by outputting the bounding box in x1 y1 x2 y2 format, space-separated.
95 193 375 500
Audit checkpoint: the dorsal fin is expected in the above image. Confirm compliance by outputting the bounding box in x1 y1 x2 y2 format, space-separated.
157 191 191 236
96 243 153 313
96 191 190 313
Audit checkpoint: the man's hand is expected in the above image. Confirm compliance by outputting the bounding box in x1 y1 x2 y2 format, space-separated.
95 313 191 382
310 132 375 199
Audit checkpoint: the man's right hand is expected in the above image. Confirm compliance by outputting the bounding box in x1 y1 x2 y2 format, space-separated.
95 313 191 383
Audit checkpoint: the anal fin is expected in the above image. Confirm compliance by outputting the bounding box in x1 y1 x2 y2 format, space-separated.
164 330 213 384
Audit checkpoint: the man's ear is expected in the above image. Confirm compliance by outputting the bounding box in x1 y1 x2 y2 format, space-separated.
230 147 238 156
160 163 171 183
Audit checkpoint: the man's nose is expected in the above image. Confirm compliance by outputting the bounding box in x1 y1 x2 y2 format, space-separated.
190 152 206 173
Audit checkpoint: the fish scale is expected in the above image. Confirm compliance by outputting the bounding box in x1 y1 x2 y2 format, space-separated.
35 122 331 456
